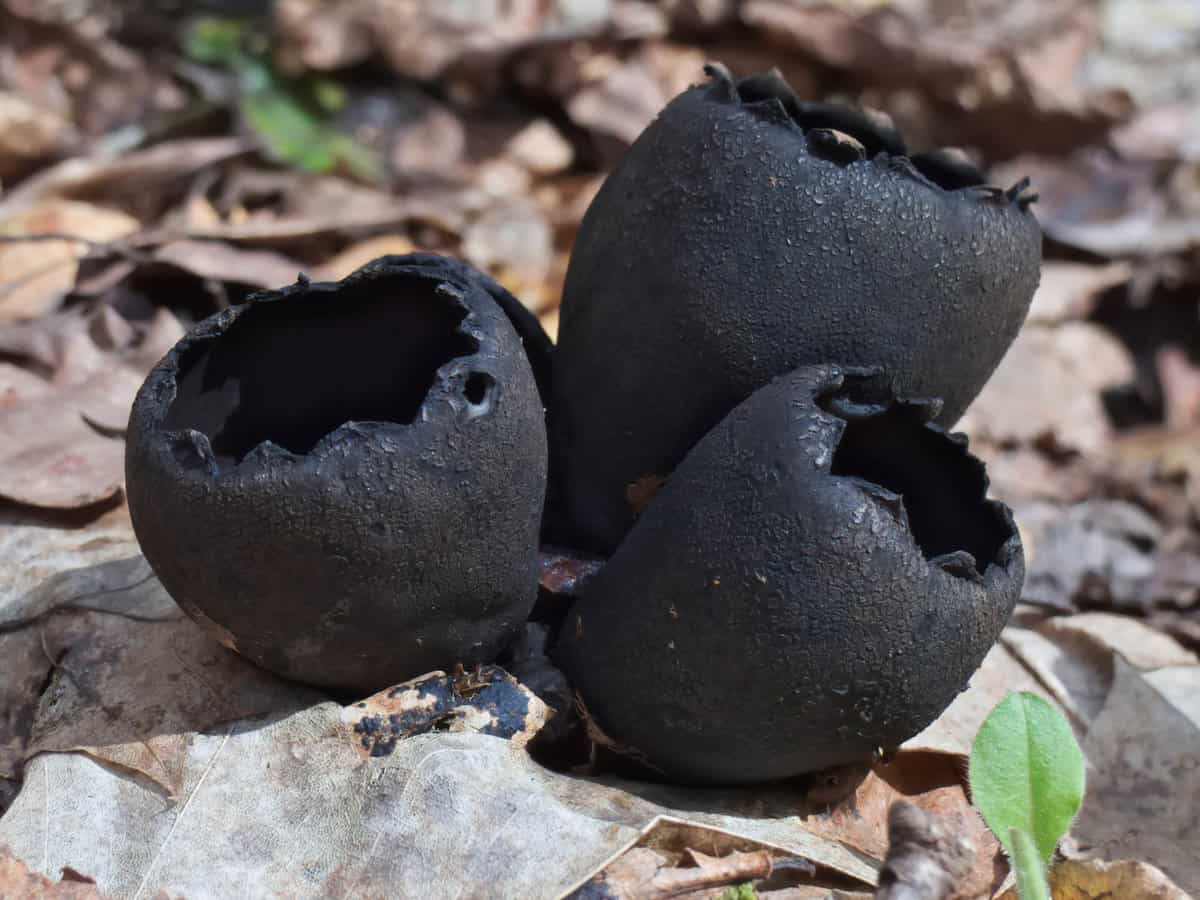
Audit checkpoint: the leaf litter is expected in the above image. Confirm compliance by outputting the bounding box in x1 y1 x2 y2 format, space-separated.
1 0 1199 897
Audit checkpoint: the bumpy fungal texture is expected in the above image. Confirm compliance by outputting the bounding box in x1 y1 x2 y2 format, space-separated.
126 254 549 693
551 65 1042 552
559 365 1024 785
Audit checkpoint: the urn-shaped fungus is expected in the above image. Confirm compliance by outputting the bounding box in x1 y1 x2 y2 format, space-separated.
552 65 1042 551
126 254 549 693
560 365 1023 785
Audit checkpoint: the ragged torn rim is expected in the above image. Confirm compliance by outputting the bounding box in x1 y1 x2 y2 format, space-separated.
141 254 549 474
705 62 1038 208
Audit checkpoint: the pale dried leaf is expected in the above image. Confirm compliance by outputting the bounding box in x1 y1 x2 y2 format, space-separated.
0 307 183 508
1018 500 1162 613
0 502 135 607
563 817 872 898
0 556 886 897
275 0 613 80
567 45 705 145
0 847 105 899
0 91 69 180
315 235 418 281
181 199 462 246
1027 261 1132 326
0 138 249 218
390 104 465 176
506 120 575 176
958 323 1135 455
996 858 1192 900
151 240 305 290
1070 657 1200 894
0 201 138 322
799 760 1002 900
903 643 1050 757
1044 613 1198 670
0 553 309 793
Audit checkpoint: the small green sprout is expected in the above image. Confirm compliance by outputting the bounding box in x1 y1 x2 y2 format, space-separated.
969 691 1086 900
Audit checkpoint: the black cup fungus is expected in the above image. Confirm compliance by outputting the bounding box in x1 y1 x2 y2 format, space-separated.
551 64 1042 552
559 364 1023 786
126 254 549 693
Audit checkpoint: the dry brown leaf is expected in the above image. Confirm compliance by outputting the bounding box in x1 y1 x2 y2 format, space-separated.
1071 656 1200 894
0 573 881 896
151 240 305 291
796 756 1002 900
567 45 706 146
0 306 183 509
315 234 418 280
0 200 138 322
1017 500 1162 613
0 138 249 218
660 0 737 32
998 858 1192 900
1112 103 1200 163
739 0 1122 156
540 306 560 343
181 199 462 247
992 152 1200 258
1079 0 1200 111
1045 612 1199 670
506 120 575 176
1027 261 1133 326
1 554 317 802
0 847 105 899
579 846 782 899
999 609 1195 736
564 817 869 899
0 91 69 180
462 199 553 281
958 322 1135 456
904 643 1050 757
0 361 125 508
0 501 135 607
275 0 612 80
390 102 466 177
1154 345 1200 429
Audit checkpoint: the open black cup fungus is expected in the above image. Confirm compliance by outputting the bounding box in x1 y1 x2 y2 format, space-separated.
551 64 1042 552
559 365 1023 786
126 254 550 693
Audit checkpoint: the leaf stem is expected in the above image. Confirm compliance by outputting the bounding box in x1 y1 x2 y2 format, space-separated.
1010 828 1051 900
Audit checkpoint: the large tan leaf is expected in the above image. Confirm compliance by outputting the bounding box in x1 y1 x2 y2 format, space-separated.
0 201 138 322
0 307 183 509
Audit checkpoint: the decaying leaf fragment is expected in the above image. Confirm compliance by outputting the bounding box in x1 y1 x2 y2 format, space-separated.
996 858 1191 900
342 666 552 758
0 847 106 899
560 817 865 900
0 306 183 509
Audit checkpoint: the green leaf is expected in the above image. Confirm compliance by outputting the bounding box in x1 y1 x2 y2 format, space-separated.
184 17 247 65
235 66 385 182
1010 828 1051 900
969 691 1085 866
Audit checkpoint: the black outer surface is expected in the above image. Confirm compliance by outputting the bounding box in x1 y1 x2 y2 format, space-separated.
552 67 1042 552
559 365 1024 785
126 255 548 693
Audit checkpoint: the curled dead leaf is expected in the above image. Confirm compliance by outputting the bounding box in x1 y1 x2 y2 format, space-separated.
0 201 138 323
997 858 1191 900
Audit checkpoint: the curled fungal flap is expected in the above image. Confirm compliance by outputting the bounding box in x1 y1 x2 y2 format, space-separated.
706 64 1000 193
